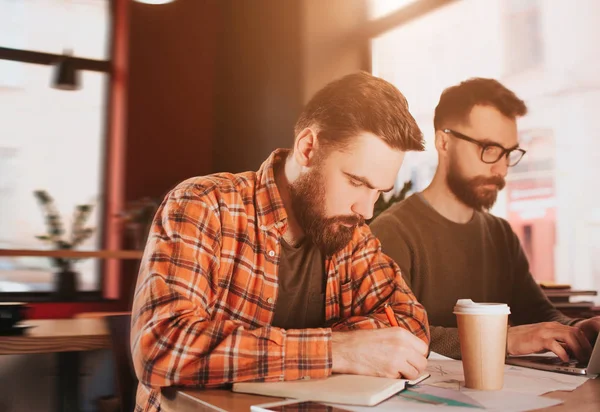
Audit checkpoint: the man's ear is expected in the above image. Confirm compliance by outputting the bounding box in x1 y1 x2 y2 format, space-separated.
293 127 319 167
435 129 450 157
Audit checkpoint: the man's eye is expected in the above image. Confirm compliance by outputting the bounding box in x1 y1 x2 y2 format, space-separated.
349 180 363 187
484 146 503 156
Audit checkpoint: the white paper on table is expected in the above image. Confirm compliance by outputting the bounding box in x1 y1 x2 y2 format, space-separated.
327 396 477 412
325 390 562 412
315 352 583 411
428 352 455 361
461 391 562 411
425 351 589 396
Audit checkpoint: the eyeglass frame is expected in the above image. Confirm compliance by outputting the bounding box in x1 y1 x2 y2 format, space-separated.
442 128 527 167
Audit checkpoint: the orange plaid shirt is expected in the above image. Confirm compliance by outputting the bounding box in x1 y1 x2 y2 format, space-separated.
131 149 429 412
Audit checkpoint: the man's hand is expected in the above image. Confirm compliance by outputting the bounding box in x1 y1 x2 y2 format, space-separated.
575 316 600 344
331 328 428 380
507 322 592 362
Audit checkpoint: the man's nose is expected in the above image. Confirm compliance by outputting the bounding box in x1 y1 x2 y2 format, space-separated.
351 191 380 221
491 155 509 178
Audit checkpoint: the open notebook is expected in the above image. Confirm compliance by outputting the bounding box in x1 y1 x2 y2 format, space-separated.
233 373 430 406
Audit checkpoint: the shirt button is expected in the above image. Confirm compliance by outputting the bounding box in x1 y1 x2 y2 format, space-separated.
267 297 274 304
268 250 275 257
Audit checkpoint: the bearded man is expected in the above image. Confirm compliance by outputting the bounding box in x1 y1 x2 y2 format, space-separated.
370 77 600 361
131 72 431 412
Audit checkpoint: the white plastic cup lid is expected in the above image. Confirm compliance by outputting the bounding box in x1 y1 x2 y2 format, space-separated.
453 299 511 315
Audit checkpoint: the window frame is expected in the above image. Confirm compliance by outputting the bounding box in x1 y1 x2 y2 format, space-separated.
0 0 114 302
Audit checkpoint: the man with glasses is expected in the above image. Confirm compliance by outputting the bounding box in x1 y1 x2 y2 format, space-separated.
370 78 600 361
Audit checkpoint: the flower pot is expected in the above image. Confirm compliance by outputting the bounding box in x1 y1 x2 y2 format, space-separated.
54 270 78 301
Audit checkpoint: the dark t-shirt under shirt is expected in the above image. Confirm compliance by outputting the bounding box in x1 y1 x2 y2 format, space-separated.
271 238 326 329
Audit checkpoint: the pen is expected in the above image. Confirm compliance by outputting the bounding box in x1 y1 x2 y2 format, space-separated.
384 303 399 327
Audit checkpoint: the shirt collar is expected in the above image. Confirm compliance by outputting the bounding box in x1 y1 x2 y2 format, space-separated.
255 149 290 231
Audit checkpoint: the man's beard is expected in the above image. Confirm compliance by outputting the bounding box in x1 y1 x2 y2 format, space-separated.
446 157 506 211
289 166 364 256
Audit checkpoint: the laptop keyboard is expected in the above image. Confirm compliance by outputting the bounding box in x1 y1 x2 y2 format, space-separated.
541 357 588 368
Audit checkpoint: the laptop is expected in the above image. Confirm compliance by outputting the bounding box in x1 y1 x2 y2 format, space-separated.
506 332 600 376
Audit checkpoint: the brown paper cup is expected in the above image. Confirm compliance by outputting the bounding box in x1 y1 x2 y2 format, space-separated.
454 300 510 391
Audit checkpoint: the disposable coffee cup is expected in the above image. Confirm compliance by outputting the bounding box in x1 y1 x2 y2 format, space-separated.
453 299 510 390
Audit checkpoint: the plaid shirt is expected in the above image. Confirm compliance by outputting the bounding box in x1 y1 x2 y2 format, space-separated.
131 149 429 412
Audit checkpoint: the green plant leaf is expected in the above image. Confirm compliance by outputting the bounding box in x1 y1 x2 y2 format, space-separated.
33 190 96 270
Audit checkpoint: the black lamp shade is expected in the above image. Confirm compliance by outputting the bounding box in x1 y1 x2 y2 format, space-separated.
52 57 80 91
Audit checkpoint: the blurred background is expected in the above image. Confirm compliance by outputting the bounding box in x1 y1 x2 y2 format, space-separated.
0 0 599 409
372 0 600 300
2 0 599 303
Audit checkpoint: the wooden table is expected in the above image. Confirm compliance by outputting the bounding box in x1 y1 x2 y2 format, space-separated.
0 318 111 412
0 318 110 354
160 377 600 412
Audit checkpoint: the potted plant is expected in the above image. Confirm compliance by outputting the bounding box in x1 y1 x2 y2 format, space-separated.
119 197 159 250
33 190 95 301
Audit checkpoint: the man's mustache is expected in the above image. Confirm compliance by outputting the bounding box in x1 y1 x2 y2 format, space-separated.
326 215 365 227
472 175 506 190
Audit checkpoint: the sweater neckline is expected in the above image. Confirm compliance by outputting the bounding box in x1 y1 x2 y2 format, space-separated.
412 192 483 230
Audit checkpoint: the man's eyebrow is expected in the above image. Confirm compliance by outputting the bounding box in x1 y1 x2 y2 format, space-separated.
480 138 520 151
343 172 395 193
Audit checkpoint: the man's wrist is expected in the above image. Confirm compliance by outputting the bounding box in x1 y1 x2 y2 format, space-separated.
332 331 353 374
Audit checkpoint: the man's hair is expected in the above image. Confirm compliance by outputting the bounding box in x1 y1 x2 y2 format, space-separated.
294 71 424 152
434 78 527 130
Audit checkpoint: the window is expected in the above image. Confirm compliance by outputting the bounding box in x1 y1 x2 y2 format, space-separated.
0 0 109 60
371 0 600 302
369 0 421 19
504 0 543 74
0 0 24 88
0 0 110 294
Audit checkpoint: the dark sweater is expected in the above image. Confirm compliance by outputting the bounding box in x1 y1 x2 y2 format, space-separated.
370 193 575 359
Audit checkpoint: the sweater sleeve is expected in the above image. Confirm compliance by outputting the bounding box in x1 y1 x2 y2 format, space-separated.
372 212 464 358
504 220 581 327
429 326 462 359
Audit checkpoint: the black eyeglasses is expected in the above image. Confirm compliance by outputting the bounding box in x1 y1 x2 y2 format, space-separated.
443 129 526 167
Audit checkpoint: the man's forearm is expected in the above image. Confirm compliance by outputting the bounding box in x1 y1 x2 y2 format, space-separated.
132 316 333 387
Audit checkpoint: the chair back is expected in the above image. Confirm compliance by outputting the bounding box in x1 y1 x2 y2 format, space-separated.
106 314 137 412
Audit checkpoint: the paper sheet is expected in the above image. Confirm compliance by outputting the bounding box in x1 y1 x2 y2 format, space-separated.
426 352 589 395
328 390 562 412
321 352 589 411
400 385 485 408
